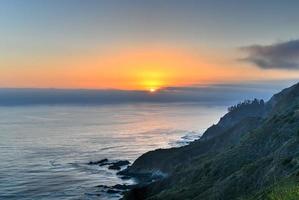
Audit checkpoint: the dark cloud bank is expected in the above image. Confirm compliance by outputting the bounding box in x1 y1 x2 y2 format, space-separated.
241 39 299 69
0 80 296 106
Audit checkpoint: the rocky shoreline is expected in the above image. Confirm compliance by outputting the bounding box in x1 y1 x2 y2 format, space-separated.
88 158 130 171
88 129 205 199
88 153 172 198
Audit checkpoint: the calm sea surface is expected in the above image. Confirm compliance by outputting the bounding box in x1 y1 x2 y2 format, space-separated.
0 103 226 200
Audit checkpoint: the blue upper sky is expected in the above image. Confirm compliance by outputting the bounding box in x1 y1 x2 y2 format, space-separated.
2 0 299 49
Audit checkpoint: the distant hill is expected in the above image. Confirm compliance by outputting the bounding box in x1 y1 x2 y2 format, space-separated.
122 82 299 200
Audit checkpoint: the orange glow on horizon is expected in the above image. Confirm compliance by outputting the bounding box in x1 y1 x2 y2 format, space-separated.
1 45 299 90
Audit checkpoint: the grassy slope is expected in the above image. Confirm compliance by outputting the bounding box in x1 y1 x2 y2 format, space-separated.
244 178 299 200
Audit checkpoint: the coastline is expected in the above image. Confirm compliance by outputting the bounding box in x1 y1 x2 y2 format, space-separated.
117 83 299 200
93 131 203 199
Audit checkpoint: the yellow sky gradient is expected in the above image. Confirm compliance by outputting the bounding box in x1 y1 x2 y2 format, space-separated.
1 46 299 90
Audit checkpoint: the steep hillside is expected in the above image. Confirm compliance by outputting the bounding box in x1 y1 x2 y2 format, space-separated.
122 82 299 200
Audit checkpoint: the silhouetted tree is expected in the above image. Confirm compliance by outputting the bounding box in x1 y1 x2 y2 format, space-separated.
228 98 265 112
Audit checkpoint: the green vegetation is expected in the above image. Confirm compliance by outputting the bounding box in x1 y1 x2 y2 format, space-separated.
245 179 299 200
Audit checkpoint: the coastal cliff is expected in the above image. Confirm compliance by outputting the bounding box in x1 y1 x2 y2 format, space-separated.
121 82 299 200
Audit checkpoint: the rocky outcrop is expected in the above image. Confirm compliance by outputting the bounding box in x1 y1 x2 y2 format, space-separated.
88 159 130 171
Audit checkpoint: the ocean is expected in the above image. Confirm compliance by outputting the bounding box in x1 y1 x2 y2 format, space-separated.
0 103 227 200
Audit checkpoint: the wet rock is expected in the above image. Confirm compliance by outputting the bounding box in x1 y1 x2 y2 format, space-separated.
89 159 130 170
108 165 121 170
88 158 108 165
112 184 137 190
119 175 131 180
99 162 109 166
107 189 120 194
107 160 130 170
85 192 101 197
113 160 130 167
96 185 110 189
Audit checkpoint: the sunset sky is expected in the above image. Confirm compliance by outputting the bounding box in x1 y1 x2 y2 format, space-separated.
1 0 299 91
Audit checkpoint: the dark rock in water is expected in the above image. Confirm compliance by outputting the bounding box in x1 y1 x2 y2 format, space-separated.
85 192 101 197
99 162 109 166
89 159 130 170
107 189 120 194
113 160 130 167
96 185 110 189
112 184 137 190
107 160 130 170
88 158 108 165
119 175 131 180
108 165 121 170
96 184 136 195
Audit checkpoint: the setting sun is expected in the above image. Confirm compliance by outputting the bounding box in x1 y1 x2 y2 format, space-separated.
149 88 156 93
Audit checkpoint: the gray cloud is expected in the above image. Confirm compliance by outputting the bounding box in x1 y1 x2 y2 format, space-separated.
240 39 299 69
